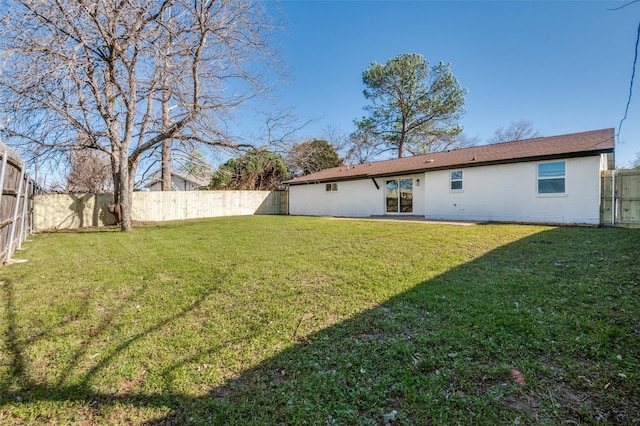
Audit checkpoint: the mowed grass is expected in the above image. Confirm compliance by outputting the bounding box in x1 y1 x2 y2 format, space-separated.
0 216 638 425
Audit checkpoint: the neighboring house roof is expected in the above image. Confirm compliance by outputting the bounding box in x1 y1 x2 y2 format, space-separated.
171 171 210 188
286 128 615 185
146 171 210 189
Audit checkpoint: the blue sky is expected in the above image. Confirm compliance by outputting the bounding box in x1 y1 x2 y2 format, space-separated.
264 0 639 166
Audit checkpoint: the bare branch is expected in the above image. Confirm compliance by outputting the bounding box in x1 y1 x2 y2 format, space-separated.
487 119 541 144
0 0 281 230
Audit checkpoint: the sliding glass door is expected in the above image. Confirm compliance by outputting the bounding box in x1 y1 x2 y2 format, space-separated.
385 178 413 213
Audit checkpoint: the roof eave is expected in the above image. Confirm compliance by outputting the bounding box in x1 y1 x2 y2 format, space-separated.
285 148 614 185
415 148 616 174
285 172 370 186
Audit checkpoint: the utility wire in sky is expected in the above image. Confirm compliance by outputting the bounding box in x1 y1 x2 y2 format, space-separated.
609 0 640 11
617 20 640 141
611 0 640 140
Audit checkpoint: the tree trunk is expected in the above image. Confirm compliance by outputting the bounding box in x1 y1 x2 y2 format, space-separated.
118 150 133 232
398 119 407 158
161 88 172 191
109 152 121 226
398 134 406 158
161 138 171 191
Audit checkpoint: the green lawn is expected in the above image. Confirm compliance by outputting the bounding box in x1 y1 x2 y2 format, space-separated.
0 216 638 425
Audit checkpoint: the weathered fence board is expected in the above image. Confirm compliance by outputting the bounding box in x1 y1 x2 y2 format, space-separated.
33 190 288 232
0 141 33 263
601 170 640 227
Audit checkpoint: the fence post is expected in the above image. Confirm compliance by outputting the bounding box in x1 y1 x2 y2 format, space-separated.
7 165 25 261
611 170 616 226
0 152 8 264
0 151 7 216
18 175 30 249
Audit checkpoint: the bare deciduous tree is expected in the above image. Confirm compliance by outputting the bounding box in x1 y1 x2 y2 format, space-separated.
67 149 112 193
454 132 482 148
0 0 279 231
487 119 541 144
175 147 214 180
320 124 348 154
346 118 386 164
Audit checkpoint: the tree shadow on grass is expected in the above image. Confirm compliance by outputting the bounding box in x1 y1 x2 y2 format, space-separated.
1 227 639 424
0 274 252 422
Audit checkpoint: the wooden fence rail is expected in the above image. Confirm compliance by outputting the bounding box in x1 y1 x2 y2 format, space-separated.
0 141 34 264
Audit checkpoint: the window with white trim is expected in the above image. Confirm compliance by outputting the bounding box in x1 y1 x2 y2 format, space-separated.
537 161 565 194
450 170 463 191
325 183 338 192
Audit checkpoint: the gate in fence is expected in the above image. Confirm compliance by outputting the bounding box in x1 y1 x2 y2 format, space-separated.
601 169 640 227
0 141 34 264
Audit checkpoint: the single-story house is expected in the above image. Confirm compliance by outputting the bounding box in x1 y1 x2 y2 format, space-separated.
285 128 615 225
145 171 210 191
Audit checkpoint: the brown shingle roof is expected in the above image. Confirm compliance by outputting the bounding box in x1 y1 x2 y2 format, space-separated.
285 128 615 185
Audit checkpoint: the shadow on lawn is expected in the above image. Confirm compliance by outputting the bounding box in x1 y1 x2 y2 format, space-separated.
1 227 639 424
1 277 204 406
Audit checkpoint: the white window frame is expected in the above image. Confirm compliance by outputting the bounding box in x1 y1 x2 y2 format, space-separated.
325 182 338 192
537 161 566 196
450 170 463 192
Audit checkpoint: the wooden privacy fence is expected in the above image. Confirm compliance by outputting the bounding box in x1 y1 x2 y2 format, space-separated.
601 169 640 227
33 190 288 232
0 141 34 264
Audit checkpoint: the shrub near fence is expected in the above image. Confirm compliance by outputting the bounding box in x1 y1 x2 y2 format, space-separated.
0 141 34 263
33 190 288 232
